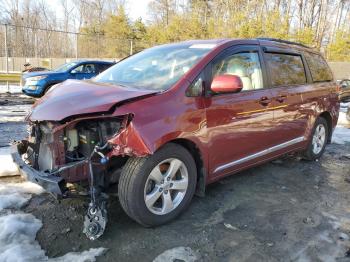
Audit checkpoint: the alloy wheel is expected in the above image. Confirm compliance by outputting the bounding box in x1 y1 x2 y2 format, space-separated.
312 124 326 154
144 158 189 215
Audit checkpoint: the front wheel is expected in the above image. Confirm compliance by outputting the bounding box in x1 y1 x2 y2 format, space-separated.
118 143 197 227
303 117 329 161
42 83 56 96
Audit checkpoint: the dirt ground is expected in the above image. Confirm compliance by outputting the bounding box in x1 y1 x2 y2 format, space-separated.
2 93 350 261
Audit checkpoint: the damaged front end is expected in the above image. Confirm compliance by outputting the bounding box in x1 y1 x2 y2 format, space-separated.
11 113 149 240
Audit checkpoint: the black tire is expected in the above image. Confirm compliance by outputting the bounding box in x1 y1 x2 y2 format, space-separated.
43 84 55 95
303 117 329 161
118 143 197 227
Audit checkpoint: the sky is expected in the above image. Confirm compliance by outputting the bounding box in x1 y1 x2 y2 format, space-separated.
51 0 152 22
126 0 152 21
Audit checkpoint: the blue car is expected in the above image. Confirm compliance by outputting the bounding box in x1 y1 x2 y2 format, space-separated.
22 60 115 97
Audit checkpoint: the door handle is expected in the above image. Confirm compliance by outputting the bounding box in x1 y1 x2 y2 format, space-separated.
276 95 287 103
259 96 271 106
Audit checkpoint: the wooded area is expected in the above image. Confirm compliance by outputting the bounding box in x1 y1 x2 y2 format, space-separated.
1 0 350 60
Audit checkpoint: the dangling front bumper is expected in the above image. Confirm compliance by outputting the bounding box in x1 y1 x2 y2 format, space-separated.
10 141 67 195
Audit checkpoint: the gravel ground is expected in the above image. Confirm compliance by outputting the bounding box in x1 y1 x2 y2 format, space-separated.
27 144 350 262
0 92 34 147
1 93 350 261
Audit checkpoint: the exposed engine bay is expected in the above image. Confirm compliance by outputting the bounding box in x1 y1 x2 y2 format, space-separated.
22 117 127 240
26 118 123 179
66 119 121 161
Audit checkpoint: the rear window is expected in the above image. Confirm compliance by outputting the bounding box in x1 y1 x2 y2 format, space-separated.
265 53 306 87
304 53 333 82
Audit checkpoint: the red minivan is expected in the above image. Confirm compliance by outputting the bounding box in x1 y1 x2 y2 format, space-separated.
12 38 339 240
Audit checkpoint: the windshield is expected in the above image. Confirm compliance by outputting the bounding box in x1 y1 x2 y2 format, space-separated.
93 44 214 90
54 62 78 72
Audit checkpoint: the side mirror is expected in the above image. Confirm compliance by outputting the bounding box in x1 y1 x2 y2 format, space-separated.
341 83 348 88
211 74 243 93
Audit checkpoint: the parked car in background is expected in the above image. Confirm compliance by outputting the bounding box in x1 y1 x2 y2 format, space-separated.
22 63 48 73
339 79 350 102
22 60 115 97
12 38 339 240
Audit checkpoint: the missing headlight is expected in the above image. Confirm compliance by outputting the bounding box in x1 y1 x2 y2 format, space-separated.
64 118 122 161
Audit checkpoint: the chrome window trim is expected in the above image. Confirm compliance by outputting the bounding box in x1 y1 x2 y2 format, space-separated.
213 136 305 174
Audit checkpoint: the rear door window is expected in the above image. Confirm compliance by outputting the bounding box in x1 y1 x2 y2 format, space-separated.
304 53 333 82
264 53 306 87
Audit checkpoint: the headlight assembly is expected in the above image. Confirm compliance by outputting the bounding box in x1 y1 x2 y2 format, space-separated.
26 85 38 90
26 75 48 81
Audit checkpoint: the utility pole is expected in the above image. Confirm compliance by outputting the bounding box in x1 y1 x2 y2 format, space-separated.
130 39 133 55
97 33 100 58
34 31 38 58
4 24 9 73
75 33 78 59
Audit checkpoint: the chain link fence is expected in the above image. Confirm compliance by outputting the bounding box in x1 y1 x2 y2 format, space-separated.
3 24 349 80
0 24 154 72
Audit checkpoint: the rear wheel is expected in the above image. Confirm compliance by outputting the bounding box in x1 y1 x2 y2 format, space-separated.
118 143 197 226
303 117 329 161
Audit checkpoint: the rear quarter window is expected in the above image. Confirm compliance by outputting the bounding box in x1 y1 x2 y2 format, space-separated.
264 53 306 87
304 53 333 82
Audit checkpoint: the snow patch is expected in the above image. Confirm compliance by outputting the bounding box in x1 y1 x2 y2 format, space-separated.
332 126 350 145
0 182 44 211
0 212 107 262
0 147 19 177
50 248 107 262
0 213 45 262
0 171 106 261
0 181 45 261
332 104 350 145
153 247 198 262
337 112 349 126
0 84 21 94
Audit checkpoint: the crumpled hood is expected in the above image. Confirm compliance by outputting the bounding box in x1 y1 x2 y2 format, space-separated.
28 80 158 121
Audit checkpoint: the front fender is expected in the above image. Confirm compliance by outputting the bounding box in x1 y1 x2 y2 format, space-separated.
107 119 152 157
108 84 208 167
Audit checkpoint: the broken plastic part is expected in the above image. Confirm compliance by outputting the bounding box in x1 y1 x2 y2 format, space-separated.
108 118 151 157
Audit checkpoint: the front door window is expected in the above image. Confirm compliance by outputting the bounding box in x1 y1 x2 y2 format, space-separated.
212 52 264 91
72 64 96 74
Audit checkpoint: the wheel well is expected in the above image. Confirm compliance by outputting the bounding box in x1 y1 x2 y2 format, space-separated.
319 111 333 143
169 138 206 197
44 82 57 93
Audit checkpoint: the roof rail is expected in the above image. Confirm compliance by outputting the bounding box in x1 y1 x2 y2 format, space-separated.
256 37 310 49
